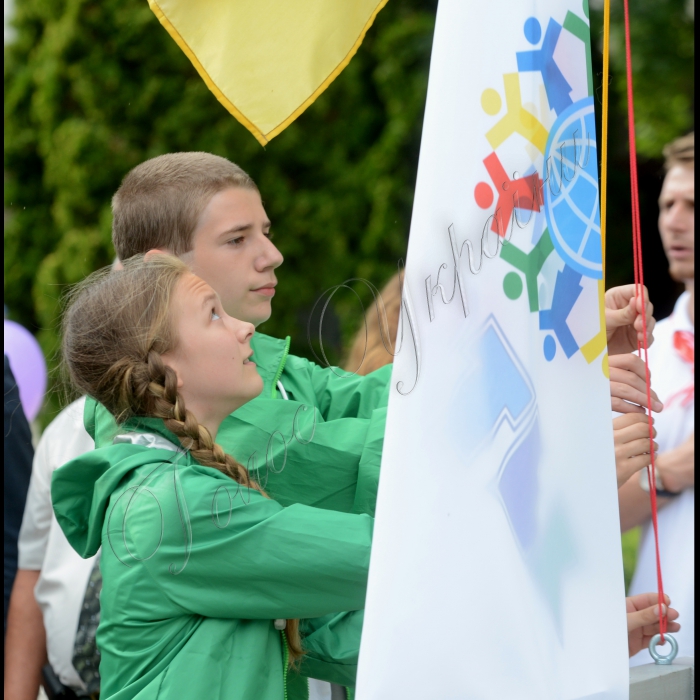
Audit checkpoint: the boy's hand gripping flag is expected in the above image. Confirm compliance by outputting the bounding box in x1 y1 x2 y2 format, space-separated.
148 0 389 145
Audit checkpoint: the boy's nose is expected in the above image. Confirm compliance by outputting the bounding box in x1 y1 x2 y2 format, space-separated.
256 236 284 271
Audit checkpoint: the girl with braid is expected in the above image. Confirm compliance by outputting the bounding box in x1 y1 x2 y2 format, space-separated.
51 254 372 700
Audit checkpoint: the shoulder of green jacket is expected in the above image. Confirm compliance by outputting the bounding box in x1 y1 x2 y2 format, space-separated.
50 434 183 559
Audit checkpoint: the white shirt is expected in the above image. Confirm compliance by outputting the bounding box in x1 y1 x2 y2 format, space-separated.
628 291 694 665
18 397 98 690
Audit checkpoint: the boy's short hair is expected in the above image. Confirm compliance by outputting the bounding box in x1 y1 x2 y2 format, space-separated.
663 132 694 172
112 152 257 260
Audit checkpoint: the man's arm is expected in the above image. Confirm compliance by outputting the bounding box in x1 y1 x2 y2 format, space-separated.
617 435 694 532
4 569 47 700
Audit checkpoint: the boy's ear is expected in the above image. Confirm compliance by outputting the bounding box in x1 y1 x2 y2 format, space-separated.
144 248 172 261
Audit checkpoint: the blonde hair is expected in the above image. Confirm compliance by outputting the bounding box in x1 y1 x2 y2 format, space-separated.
112 153 258 260
62 254 302 660
663 132 694 172
344 273 402 375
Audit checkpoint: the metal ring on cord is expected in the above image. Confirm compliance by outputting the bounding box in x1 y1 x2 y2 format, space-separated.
648 633 678 665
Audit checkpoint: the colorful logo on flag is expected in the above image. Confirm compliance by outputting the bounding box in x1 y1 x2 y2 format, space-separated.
475 1 607 367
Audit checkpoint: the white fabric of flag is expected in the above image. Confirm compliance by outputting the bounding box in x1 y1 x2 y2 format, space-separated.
355 1 629 698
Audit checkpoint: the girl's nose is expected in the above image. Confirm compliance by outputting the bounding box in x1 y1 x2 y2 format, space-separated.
237 321 255 343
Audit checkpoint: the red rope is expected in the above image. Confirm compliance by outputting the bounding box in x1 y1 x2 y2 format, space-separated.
622 0 667 641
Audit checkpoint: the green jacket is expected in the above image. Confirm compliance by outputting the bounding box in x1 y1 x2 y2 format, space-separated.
52 417 374 700
87 333 390 518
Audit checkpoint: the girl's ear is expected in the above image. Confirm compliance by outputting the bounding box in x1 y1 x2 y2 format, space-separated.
161 354 185 390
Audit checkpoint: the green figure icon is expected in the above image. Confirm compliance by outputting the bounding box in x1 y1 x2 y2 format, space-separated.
563 1 594 98
501 227 555 312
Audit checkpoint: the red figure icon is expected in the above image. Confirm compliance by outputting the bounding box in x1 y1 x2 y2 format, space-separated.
475 152 544 236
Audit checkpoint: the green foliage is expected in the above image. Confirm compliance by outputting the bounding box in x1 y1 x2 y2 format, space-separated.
4 0 694 426
4 0 437 422
604 0 694 158
622 527 641 593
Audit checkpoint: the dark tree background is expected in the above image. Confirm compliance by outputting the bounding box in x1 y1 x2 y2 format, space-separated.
4 0 694 426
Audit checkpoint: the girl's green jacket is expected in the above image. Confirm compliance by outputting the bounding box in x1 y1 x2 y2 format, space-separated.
57 333 391 699
51 416 374 700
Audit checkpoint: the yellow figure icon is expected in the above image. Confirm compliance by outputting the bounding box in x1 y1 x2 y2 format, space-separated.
483 74 549 154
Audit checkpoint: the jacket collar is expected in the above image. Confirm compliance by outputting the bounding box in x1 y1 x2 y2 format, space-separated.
121 416 183 447
250 332 291 398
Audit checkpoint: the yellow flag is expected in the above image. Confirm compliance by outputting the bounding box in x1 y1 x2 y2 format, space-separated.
148 0 389 145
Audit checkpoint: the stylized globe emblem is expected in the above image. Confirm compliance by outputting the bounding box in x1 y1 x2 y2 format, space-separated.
543 96 602 279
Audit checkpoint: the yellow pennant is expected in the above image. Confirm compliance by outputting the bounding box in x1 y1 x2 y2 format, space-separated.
148 0 389 146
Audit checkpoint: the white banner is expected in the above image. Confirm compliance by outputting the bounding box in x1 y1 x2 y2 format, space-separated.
356 1 629 698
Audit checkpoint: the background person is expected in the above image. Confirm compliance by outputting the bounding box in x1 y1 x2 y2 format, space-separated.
4 397 97 700
344 273 403 376
4 356 34 632
619 132 695 665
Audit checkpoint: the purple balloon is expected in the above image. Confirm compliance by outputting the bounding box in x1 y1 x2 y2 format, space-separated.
4 320 48 422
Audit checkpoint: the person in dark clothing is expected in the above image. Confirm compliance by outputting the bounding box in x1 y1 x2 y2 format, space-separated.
4 355 34 631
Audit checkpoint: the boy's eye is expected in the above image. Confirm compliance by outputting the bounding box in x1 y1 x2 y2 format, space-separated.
264 231 274 240
212 309 221 320
227 236 244 246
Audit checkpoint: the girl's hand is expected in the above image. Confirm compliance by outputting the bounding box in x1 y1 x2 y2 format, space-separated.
609 354 663 415
613 414 658 488
626 592 680 658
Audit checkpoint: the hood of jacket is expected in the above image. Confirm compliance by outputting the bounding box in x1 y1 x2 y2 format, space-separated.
51 417 186 559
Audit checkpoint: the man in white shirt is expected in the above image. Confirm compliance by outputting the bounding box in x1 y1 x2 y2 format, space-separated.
618 132 695 665
4 397 98 699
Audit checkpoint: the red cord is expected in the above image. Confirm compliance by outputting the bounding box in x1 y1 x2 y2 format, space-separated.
623 0 667 641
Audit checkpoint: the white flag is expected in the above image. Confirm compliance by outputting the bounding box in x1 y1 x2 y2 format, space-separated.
356 1 629 698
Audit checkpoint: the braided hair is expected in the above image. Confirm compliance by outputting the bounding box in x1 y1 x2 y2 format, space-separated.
62 254 302 660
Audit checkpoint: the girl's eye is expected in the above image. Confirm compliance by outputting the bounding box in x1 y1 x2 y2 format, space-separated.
264 231 274 240
212 310 221 321
227 237 244 246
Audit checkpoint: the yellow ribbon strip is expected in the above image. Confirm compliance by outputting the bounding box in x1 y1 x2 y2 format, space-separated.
601 0 610 280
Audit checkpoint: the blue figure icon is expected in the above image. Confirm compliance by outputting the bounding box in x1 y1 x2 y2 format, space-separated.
538 265 583 358
517 18 573 116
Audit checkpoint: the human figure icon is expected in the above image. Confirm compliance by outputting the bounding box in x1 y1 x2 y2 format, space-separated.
482 74 549 154
516 18 573 116
538 265 583 358
475 151 543 236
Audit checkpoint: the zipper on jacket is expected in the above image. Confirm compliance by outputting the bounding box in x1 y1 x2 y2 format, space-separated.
271 336 291 399
281 630 289 700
